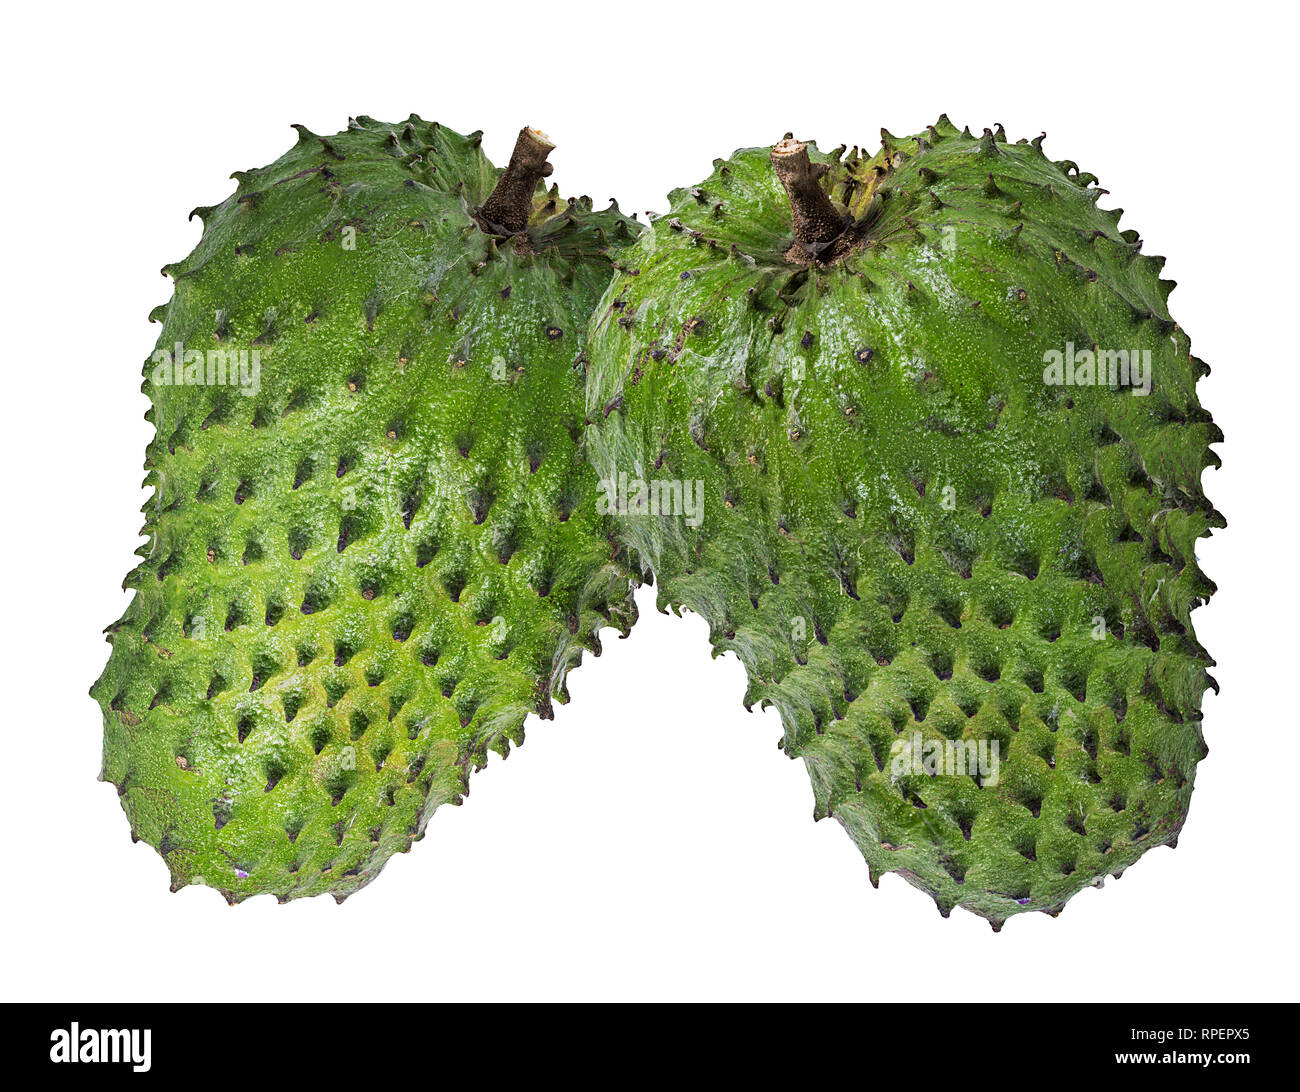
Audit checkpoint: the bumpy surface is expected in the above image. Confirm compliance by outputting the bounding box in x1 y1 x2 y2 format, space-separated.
93 117 639 902
587 117 1222 927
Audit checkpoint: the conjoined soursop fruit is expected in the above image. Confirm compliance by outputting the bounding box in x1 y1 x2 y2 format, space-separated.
93 119 639 902
587 117 1221 927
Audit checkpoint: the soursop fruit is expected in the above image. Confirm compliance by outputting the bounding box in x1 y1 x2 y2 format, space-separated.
93 119 639 902
586 117 1222 927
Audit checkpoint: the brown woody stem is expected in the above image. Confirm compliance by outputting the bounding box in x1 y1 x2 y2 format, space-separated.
770 137 844 257
479 127 555 236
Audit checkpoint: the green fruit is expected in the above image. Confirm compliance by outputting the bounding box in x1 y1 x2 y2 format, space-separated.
587 117 1222 928
92 119 639 902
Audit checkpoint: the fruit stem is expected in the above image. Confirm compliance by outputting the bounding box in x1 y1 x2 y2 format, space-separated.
479 127 555 236
770 137 844 257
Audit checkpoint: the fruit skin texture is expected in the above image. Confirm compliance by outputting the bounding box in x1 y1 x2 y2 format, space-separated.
92 117 639 903
586 117 1222 927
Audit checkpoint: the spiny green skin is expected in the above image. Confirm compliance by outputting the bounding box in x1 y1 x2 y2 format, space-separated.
587 117 1222 928
93 116 640 903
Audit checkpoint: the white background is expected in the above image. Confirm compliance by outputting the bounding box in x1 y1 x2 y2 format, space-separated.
2 1 1294 1002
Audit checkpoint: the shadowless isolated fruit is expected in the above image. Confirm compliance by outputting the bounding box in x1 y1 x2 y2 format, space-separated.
93 119 640 902
587 117 1222 928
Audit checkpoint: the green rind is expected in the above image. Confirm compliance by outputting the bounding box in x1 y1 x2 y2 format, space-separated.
93 116 640 902
587 117 1221 927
